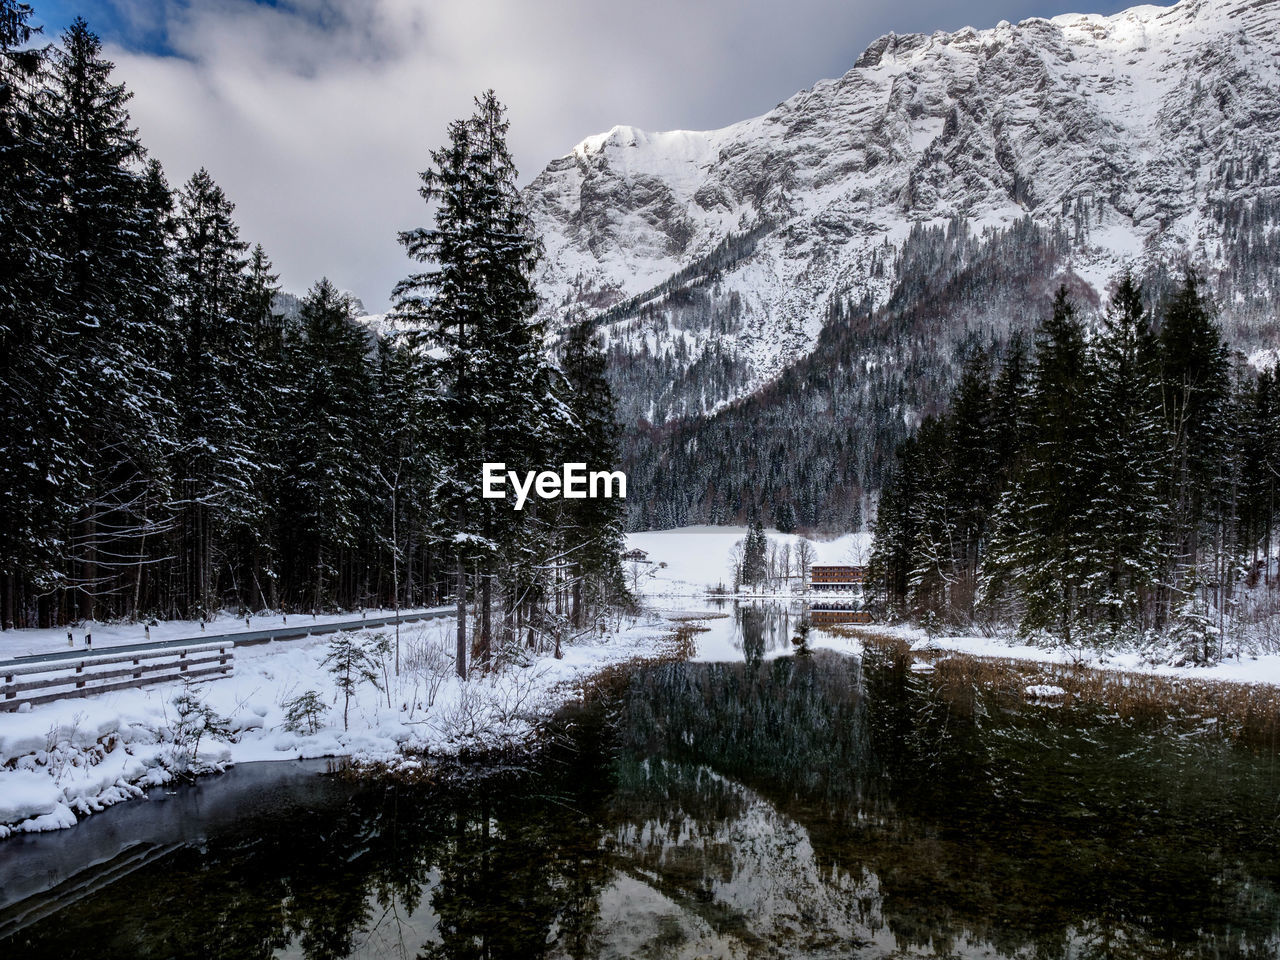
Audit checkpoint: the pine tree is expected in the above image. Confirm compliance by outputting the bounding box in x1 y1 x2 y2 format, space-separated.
391 91 544 678
46 19 175 620
992 287 1093 640
234 243 287 611
369 332 436 671
906 416 957 621
774 501 797 534
323 630 387 731
1083 273 1164 636
120 158 180 617
942 349 996 619
0 0 62 627
1158 271 1231 608
869 435 924 617
171 168 254 617
741 513 768 588
1238 366 1279 585
279 279 373 610
559 320 627 623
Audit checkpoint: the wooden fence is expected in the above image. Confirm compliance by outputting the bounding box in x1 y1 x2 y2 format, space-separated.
1 642 234 712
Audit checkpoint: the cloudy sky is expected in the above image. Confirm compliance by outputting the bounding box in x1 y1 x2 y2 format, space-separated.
36 0 1148 310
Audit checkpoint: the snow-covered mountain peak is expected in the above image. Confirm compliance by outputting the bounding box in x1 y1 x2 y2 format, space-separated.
527 0 1280 423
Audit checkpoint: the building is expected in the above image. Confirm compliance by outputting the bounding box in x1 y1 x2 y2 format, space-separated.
808 565 865 592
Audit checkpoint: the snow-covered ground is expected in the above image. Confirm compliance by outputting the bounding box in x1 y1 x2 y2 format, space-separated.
807 625 1280 689
628 526 1280 689
625 526 871 596
670 602 1280 691
0 610 685 838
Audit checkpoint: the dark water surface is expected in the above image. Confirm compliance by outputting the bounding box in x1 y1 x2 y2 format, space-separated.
2 626 1280 958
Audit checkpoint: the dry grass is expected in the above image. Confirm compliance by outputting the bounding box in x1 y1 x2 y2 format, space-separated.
558 622 705 706
839 627 1280 748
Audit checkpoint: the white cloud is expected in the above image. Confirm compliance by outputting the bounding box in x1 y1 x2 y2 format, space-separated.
95 0 1141 309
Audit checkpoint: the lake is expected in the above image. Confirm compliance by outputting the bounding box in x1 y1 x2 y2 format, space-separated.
2 601 1278 958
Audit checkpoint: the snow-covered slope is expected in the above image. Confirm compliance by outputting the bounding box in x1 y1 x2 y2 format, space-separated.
527 0 1280 416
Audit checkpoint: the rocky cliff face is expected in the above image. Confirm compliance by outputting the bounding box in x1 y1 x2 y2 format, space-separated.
526 0 1280 426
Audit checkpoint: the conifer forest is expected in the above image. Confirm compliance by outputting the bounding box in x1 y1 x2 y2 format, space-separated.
0 9 627 663
868 272 1280 655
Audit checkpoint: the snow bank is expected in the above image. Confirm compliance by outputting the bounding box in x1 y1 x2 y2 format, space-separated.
799 622 1280 690
0 769 63 824
0 611 682 839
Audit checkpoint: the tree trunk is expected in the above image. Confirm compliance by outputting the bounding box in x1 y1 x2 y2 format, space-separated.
79 514 97 623
455 560 467 680
479 572 492 667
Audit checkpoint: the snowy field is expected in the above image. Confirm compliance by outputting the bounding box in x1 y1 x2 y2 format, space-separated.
624 526 872 596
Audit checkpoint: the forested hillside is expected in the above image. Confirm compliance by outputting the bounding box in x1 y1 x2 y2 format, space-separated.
622 217 1075 530
526 0 1280 531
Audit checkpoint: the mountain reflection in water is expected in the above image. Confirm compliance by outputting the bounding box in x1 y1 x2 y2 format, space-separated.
3 643 1279 959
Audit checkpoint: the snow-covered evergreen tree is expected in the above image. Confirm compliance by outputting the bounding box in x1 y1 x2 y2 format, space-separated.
392 90 546 676
559 320 628 621
46 19 175 620
1082 273 1164 637
741 514 768 589
170 168 254 617
0 1 64 627
279 279 373 610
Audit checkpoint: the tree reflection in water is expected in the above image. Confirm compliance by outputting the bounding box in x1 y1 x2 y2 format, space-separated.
6 649 1280 959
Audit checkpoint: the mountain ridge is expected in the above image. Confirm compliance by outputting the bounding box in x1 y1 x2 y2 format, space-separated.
522 0 1280 527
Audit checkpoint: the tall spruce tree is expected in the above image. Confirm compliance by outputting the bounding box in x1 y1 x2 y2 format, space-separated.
280 279 373 610
942 349 996 618
1158 272 1231 603
990 287 1093 639
392 91 544 678
1083 273 1164 636
869 434 925 617
559 321 627 623
171 168 254 617
370 332 436 671
741 513 768 588
0 0 61 627
906 415 959 620
235 243 287 610
47 19 174 620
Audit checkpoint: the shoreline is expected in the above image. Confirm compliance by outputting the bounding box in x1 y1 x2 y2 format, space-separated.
7 598 1280 841
0 612 696 840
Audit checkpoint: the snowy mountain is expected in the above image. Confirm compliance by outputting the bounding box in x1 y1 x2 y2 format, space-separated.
527 0 1280 426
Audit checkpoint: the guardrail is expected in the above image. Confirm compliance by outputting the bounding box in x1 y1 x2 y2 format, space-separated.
1 642 234 711
0 606 455 711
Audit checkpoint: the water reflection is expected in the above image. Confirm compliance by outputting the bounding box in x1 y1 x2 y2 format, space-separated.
695 599 869 662
4 648 1280 959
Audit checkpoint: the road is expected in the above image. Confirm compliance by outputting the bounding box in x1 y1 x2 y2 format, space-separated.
0 607 455 669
